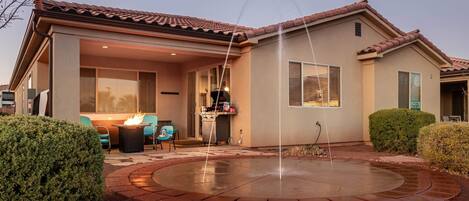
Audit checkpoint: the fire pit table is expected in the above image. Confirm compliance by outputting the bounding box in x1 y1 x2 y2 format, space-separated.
113 123 149 153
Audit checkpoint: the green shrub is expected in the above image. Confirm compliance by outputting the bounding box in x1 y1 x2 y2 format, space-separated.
0 115 104 200
419 123 469 176
369 108 435 154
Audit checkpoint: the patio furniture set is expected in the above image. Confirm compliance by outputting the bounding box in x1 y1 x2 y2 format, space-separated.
80 115 178 153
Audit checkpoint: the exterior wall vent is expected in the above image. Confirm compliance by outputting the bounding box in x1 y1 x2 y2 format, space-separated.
355 22 362 37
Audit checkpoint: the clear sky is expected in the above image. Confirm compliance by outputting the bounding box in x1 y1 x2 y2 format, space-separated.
1 0 468 85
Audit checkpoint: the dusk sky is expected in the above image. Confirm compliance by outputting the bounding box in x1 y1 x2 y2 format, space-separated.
1 0 468 85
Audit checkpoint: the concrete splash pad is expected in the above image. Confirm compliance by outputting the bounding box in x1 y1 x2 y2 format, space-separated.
152 158 405 199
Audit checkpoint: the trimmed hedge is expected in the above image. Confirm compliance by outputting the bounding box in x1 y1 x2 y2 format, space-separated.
369 108 435 154
0 115 104 200
419 123 469 176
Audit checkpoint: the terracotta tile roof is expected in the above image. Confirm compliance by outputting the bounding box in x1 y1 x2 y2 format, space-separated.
359 30 421 54
244 0 406 38
32 0 452 65
36 0 406 42
35 0 253 37
441 57 469 73
358 30 452 64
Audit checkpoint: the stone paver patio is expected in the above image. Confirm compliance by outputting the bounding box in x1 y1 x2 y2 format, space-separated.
104 145 468 201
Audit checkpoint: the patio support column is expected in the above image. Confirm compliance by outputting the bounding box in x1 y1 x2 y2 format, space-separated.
51 33 80 122
361 59 376 144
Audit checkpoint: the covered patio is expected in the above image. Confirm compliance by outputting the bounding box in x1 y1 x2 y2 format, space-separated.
11 22 248 145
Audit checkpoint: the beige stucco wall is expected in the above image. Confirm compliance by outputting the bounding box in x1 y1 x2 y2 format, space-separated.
373 44 441 117
230 48 252 147
248 15 391 147
13 60 49 115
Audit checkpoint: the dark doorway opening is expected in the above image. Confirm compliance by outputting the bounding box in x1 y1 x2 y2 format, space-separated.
441 81 467 121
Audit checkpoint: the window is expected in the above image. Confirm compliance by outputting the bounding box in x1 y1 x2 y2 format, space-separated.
289 62 341 107
80 68 157 113
398 71 421 110
355 22 362 37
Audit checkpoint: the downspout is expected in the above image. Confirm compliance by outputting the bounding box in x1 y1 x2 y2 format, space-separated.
32 19 53 117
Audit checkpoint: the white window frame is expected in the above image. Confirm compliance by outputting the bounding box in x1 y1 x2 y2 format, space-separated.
397 70 423 110
288 60 343 108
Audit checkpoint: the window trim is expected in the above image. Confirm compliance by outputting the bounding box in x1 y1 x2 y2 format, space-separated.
397 70 423 110
80 66 158 114
288 60 343 109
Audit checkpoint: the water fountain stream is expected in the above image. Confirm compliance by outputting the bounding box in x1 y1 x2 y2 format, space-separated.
202 0 250 183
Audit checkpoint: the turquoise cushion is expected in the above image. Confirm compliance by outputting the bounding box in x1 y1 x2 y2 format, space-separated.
99 134 109 139
157 125 174 141
157 135 172 141
144 127 154 136
80 116 93 127
100 139 110 144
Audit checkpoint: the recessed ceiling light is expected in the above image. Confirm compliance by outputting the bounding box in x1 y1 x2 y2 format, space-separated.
102 45 109 49
170 53 177 56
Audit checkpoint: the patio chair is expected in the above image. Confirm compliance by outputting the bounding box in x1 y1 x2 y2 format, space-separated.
80 116 111 154
157 125 177 152
143 115 158 149
442 116 450 122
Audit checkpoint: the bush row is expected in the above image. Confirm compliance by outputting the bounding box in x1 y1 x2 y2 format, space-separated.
369 108 435 154
419 123 469 176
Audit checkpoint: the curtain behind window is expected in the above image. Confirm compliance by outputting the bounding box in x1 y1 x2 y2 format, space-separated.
139 72 156 113
398 71 410 108
80 68 96 112
289 62 302 106
329 66 340 107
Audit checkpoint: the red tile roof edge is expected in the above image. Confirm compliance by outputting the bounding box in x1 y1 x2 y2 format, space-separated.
358 30 452 65
243 1 406 39
358 30 421 54
36 0 406 42
33 0 451 66
36 0 253 37
441 57 469 73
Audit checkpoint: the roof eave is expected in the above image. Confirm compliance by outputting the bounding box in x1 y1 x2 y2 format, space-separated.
9 12 37 90
357 52 382 61
357 40 452 68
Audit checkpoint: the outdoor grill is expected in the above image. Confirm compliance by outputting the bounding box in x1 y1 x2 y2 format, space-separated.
113 124 148 153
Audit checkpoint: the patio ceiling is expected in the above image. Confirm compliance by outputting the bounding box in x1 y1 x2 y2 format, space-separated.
80 40 229 64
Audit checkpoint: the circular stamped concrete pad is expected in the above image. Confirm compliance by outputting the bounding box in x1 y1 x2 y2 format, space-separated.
152 158 405 199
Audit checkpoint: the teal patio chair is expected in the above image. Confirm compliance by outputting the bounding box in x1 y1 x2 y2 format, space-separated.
143 115 158 149
80 116 111 154
157 125 176 152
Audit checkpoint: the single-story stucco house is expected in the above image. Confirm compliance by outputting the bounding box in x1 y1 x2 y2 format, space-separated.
9 0 453 147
